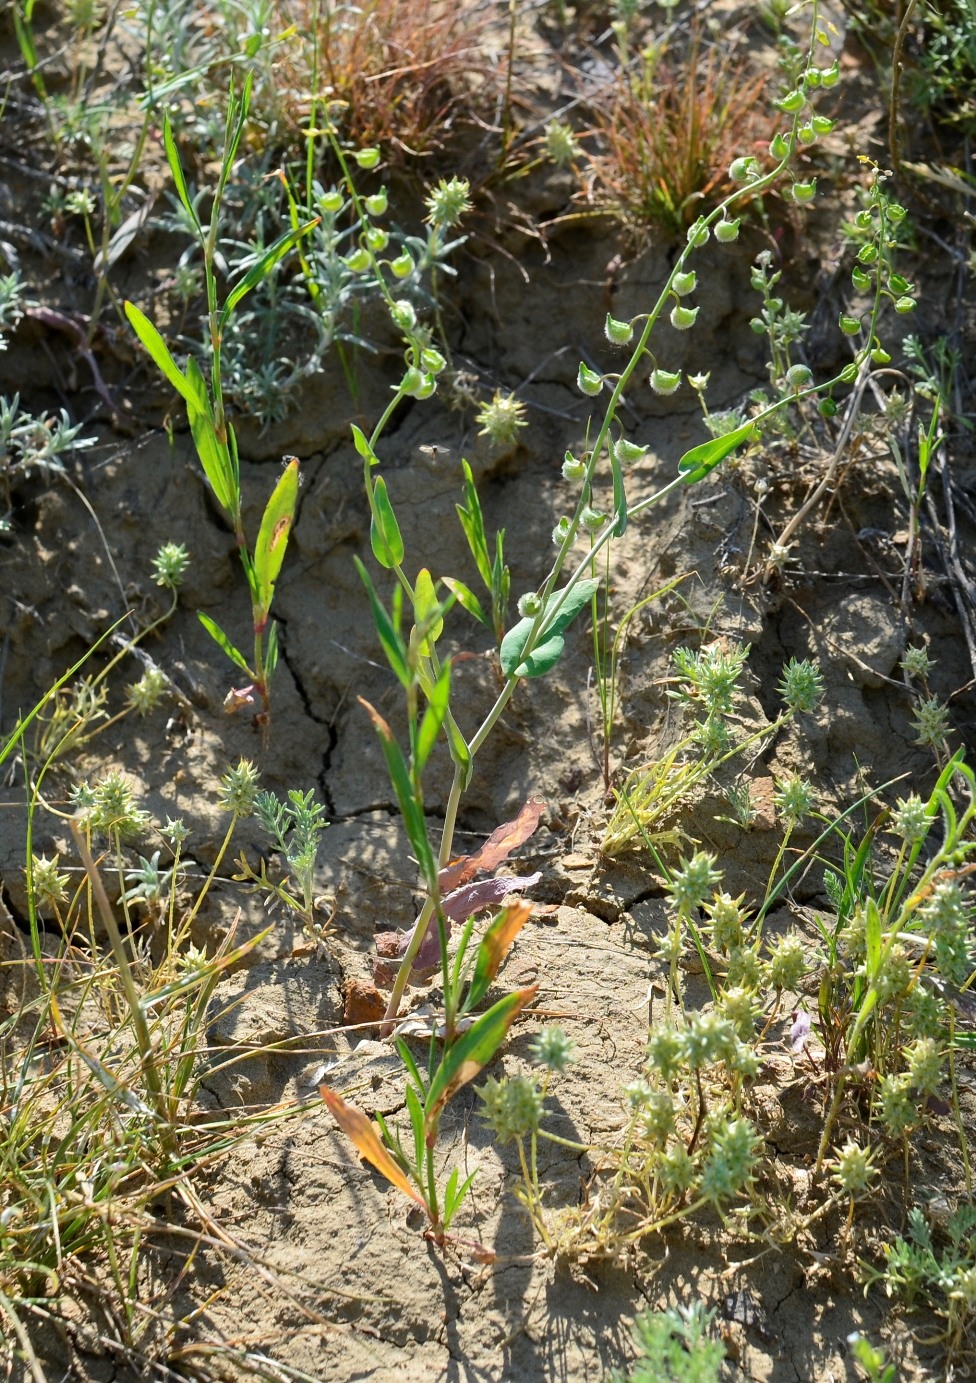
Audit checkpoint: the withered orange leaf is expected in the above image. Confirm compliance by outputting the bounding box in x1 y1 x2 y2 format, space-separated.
320 1084 425 1207
439 797 546 893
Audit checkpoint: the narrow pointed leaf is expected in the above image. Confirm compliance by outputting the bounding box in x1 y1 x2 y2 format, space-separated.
351 422 380 466
464 901 534 1012
163 115 201 231
413 568 443 654
320 1085 425 1206
444 710 473 789
187 406 235 513
219 219 319 329
370 475 404 568
441 577 487 627
124 301 194 405
354 557 410 688
424 986 538 1145
358 697 436 887
198 612 250 672
610 443 627 536
678 422 757 484
414 660 451 776
254 457 299 618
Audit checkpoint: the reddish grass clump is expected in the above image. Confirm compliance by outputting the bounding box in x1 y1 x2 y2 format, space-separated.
580 31 777 239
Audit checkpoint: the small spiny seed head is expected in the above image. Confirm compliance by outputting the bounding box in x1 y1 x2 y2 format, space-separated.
424 176 471 229
475 390 528 446
902 644 933 679
765 931 808 991
778 657 824 713
545 119 581 166
912 696 950 749
773 775 816 823
891 794 931 844
30 853 70 908
706 891 748 951
905 1037 943 1096
830 1140 878 1196
478 1074 542 1143
220 759 260 817
668 851 721 914
152 541 189 589
125 667 169 717
530 1026 576 1072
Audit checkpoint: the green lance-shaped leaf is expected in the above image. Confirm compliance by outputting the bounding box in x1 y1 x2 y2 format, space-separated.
354 558 410 689
218 219 319 332
162 115 201 234
413 659 451 778
456 459 492 592
677 421 758 485
358 697 437 889
499 576 601 679
463 900 533 1013
198 612 250 673
412 568 443 656
370 475 404 569
187 401 237 515
423 985 538 1145
441 577 487 628
351 422 380 467
253 457 299 621
124 301 196 407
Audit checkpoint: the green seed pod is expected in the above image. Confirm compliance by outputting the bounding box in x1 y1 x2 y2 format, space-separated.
791 179 817 204
670 304 699 331
577 362 604 396
355 147 381 169
672 270 697 295
604 313 634 344
650 368 681 394
715 217 740 243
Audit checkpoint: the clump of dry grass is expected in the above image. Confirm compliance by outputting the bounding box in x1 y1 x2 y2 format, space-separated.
579 30 776 238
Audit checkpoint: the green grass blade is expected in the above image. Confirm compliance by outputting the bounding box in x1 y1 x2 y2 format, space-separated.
162 115 201 233
124 301 195 406
219 219 319 331
197 612 251 673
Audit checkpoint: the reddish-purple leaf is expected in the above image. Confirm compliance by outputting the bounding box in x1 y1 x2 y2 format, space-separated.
439 798 546 893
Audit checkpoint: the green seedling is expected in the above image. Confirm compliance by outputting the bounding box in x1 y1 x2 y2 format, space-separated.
125 75 315 730
612 1303 726 1383
234 787 331 943
863 1202 976 1367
